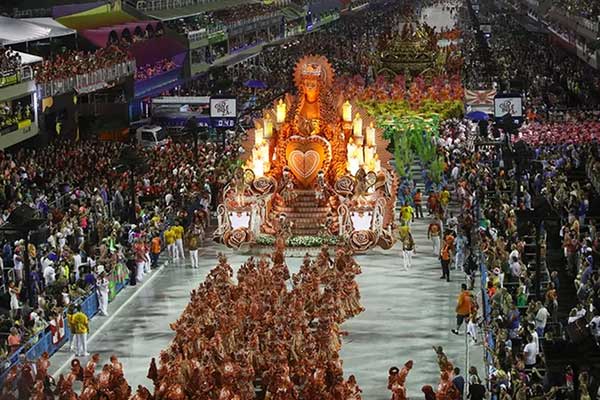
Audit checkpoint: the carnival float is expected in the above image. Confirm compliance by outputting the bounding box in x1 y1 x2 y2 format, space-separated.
215 55 399 252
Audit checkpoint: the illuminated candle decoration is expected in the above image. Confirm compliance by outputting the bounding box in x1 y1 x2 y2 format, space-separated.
342 100 352 122
374 157 381 172
254 161 265 177
366 122 376 147
276 99 286 123
261 142 269 161
353 113 363 138
263 115 273 139
348 157 360 175
364 146 374 167
254 128 264 145
347 138 356 158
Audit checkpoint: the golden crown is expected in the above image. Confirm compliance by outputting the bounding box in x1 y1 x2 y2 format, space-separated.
302 63 322 77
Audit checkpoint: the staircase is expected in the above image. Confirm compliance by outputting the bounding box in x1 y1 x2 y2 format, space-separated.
272 189 329 236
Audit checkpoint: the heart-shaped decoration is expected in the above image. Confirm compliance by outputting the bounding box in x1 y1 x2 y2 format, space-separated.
285 135 331 187
289 150 320 179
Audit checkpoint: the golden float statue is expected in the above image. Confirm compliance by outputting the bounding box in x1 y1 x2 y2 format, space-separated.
216 55 398 253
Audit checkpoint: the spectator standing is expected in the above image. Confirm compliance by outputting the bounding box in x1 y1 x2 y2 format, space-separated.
96 272 110 317
71 305 89 357
452 367 465 399
8 281 21 319
150 234 161 268
523 335 537 368
452 284 473 335
467 366 486 400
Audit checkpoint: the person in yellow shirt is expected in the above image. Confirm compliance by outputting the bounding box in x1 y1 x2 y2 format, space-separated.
71 305 89 357
439 188 450 216
164 228 176 263
400 203 414 227
172 224 185 262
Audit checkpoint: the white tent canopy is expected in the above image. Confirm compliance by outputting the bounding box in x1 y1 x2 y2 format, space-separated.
0 16 75 46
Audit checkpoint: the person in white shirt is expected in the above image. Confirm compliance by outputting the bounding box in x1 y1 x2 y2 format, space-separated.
96 272 110 317
529 324 539 356
451 165 460 181
567 308 582 325
509 256 522 278
535 302 550 337
523 335 537 367
588 314 600 346
72 252 82 281
509 246 520 264
13 247 24 283
43 262 56 287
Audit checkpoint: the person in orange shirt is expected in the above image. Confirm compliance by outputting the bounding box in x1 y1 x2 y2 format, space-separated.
440 241 451 282
413 189 423 219
452 284 473 335
150 234 161 269
7 327 21 354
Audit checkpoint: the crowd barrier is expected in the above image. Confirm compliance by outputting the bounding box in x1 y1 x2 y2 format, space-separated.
0 265 130 384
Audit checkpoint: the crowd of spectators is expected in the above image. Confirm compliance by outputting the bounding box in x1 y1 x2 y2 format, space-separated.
0 102 32 131
0 136 242 366
134 58 177 81
212 2 280 26
0 48 22 75
435 111 600 400
553 0 600 21
489 12 599 111
454 1 600 397
34 46 133 84
165 13 224 36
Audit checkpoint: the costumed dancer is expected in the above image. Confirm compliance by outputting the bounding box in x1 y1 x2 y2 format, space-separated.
187 224 201 269
428 219 442 256
281 167 297 204
402 232 415 270
315 170 327 204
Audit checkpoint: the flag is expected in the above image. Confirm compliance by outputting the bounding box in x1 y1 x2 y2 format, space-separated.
465 89 496 105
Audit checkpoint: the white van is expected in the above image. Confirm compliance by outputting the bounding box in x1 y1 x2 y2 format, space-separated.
136 125 168 148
